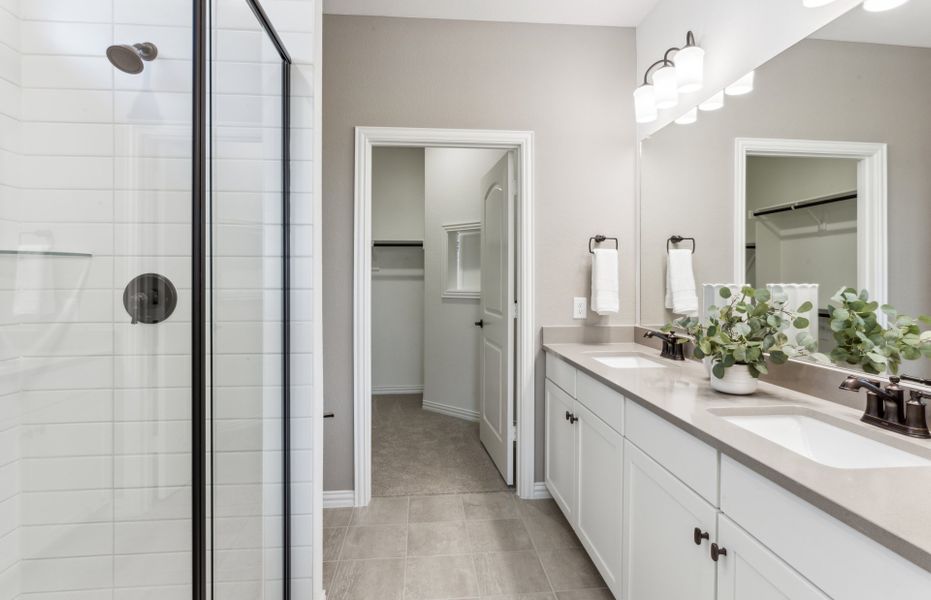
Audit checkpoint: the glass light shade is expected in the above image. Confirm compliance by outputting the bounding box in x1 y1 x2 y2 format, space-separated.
675 45 705 93
674 107 698 125
802 0 839 7
725 71 755 96
633 85 658 123
653 65 679 109
698 90 725 111
863 0 909 11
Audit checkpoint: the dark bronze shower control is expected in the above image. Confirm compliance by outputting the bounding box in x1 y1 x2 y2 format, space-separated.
123 273 178 324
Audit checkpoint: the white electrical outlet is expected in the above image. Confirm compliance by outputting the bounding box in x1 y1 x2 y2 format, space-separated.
573 297 588 320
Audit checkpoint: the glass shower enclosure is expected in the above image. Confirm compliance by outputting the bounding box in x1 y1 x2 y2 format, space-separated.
0 1 294 598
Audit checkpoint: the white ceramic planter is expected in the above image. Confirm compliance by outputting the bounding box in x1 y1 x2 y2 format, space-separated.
710 364 759 395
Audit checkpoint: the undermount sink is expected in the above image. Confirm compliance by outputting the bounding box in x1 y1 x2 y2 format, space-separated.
720 412 931 470
586 353 668 370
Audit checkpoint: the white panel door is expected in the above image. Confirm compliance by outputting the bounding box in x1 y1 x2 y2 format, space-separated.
623 441 717 600
575 402 623 597
478 153 515 484
717 515 830 600
544 380 576 519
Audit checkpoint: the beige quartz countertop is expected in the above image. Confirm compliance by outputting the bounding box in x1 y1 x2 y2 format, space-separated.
544 342 931 574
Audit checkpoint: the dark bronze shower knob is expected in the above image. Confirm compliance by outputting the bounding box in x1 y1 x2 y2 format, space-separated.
123 273 178 324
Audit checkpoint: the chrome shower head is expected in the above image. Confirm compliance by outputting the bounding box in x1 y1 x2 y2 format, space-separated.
106 42 158 74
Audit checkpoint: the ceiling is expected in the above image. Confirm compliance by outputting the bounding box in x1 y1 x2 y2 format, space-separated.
812 1 931 48
322 0 662 27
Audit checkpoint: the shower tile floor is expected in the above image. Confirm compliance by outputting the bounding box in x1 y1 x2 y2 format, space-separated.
323 396 612 599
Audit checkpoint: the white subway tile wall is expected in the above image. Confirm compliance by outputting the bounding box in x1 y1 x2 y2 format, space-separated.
0 0 317 598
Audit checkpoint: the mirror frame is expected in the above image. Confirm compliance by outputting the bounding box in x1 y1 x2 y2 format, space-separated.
733 137 889 315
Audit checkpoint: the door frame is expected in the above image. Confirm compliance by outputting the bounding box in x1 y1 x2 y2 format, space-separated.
353 126 536 506
734 137 888 308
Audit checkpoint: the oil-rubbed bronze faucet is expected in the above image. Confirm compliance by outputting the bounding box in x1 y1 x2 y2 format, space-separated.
839 375 931 439
643 331 686 361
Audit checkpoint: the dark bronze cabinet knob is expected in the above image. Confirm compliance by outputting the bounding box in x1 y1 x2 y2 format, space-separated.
693 527 710 545
711 543 727 562
564 411 578 424
474 320 485 328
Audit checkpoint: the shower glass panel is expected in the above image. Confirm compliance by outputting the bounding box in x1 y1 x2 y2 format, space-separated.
0 2 195 599
209 0 288 598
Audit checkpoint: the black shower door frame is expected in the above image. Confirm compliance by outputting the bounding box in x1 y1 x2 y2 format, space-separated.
193 1 293 598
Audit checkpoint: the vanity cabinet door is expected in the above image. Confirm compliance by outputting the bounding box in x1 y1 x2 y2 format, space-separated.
575 402 623 597
545 380 576 519
623 441 717 600
717 515 829 600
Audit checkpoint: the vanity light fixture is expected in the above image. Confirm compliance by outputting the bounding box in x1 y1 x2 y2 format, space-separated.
634 84 658 123
633 31 704 122
675 107 698 125
863 0 910 11
698 90 725 111
653 63 679 109
725 70 755 96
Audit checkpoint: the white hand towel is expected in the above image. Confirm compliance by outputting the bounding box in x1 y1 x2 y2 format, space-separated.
591 248 619 316
666 249 698 316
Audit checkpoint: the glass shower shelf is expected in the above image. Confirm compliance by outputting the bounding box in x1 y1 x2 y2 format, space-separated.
0 249 92 258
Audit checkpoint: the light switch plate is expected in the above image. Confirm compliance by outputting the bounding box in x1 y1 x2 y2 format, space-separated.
573 297 588 320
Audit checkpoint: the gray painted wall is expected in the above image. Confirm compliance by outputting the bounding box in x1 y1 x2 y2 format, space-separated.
640 40 931 339
323 15 637 491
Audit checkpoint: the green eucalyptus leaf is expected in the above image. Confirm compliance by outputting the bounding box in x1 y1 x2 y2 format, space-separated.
712 362 726 379
769 350 788 364
797 301 814 314
719 287 732 299
793 317 810 329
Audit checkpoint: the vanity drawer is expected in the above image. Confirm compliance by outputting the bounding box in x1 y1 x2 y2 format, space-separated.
546 352 577 397
721 456 931 600
576 371 623 433
625 398 719 505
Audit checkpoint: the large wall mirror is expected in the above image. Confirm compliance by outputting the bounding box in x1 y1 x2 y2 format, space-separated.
639 2 931 379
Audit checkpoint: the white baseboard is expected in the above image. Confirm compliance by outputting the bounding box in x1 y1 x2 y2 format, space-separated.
422 400 480 422
372 384 424 395
531 482 552 500
322 490 355 508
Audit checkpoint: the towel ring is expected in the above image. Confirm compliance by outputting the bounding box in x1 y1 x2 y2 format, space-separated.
667 235 696 254
589 235 619 254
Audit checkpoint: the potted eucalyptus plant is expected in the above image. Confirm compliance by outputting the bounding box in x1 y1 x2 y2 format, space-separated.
826 287 931 375
666 286 826 395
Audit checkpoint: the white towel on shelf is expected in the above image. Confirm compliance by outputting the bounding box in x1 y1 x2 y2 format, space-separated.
768 283 820 347
665 248 698 316
591 248 619 316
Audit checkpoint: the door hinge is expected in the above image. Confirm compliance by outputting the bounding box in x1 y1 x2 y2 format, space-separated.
511 302 518 319
511 424 518 442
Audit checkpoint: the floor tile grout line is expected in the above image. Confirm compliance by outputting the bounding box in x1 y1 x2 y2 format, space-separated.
521 493 558 596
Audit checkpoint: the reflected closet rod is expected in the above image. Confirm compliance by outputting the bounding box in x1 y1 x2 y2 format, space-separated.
752 191 856 218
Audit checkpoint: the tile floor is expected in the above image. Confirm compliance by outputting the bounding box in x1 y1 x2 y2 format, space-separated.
323 492 613 599
372 395 510 496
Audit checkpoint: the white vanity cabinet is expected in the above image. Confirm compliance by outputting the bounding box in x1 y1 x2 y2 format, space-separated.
544 361 624 597
543 350 931 600
623 441 717 600
544 379 577 519
716 515 830 600
575 401 623 593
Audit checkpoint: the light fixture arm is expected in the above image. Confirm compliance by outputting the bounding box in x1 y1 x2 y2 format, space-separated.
642 58 671 85
642 31 698 85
